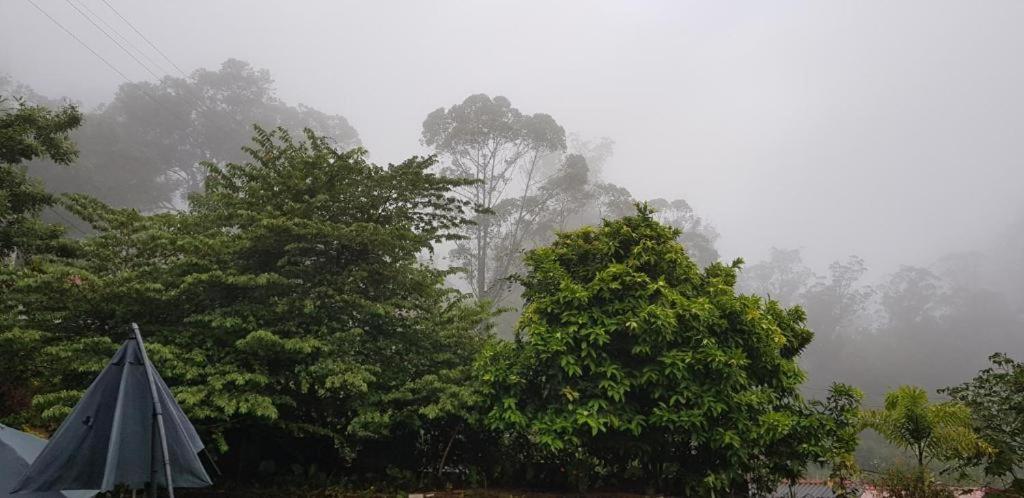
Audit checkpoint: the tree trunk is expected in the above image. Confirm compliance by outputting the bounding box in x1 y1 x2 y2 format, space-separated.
437 428 458 477
477 219 488 300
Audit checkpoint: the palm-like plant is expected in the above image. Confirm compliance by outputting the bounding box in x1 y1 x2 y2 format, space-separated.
862 385 992 471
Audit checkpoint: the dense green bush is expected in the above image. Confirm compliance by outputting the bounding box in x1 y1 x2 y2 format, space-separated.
478 205 862 495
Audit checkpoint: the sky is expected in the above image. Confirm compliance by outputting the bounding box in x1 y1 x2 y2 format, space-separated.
3 0 1024 276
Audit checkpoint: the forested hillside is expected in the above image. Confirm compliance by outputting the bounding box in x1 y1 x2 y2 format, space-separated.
3 57 1023 496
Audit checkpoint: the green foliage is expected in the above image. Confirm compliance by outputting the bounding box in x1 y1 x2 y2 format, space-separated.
943 353 1024 487
2 126 493 482
422 94 722 342
0 97 81 166
861 386 992 472
0 98 85 418
0 98 82 259
479 204 861 495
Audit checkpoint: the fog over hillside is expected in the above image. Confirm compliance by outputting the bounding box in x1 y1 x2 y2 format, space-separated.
5 1 1024 276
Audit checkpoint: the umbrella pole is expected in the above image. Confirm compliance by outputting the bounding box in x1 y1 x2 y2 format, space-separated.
148 407 157 498
133 323 176 498
147 420 156 498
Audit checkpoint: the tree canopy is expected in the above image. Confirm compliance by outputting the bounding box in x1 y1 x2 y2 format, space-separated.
0 97 81 261
1 126 491 482
422 94 722 340
422 93 567 303
479 205 861 495
943 353 1024 487
20 60 360 211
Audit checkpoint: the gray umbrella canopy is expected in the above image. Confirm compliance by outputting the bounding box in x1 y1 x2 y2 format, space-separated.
0 424 96 498
11 333 212 494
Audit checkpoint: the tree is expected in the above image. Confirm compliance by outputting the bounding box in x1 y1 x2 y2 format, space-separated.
479 205 861 495
0 97 82 260
880 266 948 331
801 256 874 340
809 383 866 494
26 60 360 211
738 248 814 307
591 181 635 220
2 126 491 483
568 134 614 178
942 353 1024 488
0 97 83 419
861 386 990 472
422 94 566 303
648 197 720 267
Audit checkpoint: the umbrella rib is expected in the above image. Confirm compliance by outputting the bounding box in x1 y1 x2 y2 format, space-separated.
131 323 176 498
101 358 132 491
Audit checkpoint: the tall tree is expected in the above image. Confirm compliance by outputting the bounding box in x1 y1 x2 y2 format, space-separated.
422 94 566 303
648 197 720 267
738 248 814 307
880 265 948 331
568 134 614 178
480 205 861 495
801 256 874 340
24 60 360 211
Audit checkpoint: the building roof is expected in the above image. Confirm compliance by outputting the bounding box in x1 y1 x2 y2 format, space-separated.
762 481 858 498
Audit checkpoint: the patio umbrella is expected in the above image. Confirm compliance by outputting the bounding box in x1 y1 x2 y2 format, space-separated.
11 324 212 497
1 424 96 498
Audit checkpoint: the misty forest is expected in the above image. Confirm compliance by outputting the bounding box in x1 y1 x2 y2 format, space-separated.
2 2 1024 497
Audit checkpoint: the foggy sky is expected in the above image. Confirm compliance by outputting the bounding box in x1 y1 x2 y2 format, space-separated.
3 0 1024 276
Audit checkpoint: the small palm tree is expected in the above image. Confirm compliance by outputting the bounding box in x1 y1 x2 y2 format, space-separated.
862 385 992 472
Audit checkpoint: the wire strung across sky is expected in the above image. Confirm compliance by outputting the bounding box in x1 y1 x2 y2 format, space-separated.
24 0 215 129
74 0 172 76
24 0 134 83
98 0 187 77
63 0 166 81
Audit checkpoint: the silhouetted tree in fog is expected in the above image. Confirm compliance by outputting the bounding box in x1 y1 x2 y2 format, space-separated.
738 247 814 307
422 94 567 303
16 60 360 211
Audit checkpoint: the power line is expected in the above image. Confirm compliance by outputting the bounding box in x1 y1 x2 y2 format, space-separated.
87 1 260 145
26 0 191 123
71 0 171 76
97 0 187 77
26 0 240 200
62 0 164 81
25 0 133 83
47 206 92 238
65 0 243 128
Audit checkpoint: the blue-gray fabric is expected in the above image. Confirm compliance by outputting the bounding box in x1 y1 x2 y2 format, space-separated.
0 424 95 498
11 338 212 493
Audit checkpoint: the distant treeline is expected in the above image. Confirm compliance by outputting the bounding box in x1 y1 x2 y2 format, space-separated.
738 248 1024 404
